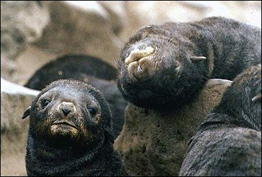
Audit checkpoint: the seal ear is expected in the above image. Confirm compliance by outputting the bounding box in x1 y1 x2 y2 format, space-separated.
190 56 207 62
22 106 31 119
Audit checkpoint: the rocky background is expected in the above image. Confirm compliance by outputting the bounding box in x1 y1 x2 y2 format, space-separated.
1 1 261 176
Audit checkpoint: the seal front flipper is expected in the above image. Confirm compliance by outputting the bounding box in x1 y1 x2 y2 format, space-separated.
22 106 31 119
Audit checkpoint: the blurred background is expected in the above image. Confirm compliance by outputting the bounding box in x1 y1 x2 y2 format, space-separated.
1 1 261 176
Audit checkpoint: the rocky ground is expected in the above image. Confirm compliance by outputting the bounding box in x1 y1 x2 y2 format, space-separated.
1 79 39 176
1 1 261 176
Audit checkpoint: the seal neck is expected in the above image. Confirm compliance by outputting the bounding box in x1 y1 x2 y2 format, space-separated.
26 133 114 176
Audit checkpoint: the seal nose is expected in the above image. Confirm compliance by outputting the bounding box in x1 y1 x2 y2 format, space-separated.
125 46 155 65
62 107 71 116
59 102 75 116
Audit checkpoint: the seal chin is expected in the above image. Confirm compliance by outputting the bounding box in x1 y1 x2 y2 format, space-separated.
50 120 79 136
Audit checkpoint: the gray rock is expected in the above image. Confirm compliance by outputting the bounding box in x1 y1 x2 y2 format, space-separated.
114 79 232 176
98 1 126 35
1 54 16 81
34 1 123 67
8 45 57 85
1 78 39 176
1 1 50 59
1 1 50 82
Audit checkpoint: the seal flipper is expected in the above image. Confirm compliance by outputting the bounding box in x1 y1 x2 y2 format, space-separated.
22 106 31 119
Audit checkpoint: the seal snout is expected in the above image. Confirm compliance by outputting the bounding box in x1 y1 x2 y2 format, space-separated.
50 101 79 136
125 46 155 65
59 102 76 116
124 46 156 81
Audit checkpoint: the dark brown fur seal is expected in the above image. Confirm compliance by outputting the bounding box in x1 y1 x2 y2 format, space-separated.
22 80 127 176
117 17 261 110
179 64 261 176
25 54 127 139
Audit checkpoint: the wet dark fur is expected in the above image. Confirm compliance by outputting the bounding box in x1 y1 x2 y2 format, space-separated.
25 54 127 139
118 17 261 110
24 80 127 176
25 54 117 89
179 64 261 176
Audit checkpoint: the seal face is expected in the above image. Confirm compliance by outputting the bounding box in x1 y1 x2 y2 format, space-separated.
22 80 127 176
118 25 206 110
30 80 106 146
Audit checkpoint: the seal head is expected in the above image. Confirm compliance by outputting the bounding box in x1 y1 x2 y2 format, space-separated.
118 25 206 110
23 79 112 148
21 80 129 176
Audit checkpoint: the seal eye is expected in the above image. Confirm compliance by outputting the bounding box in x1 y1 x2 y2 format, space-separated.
41 99 50 108
87 107 97 116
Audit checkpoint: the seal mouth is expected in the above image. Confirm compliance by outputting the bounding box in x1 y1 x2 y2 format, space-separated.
50 119 79 136
52 120 77 129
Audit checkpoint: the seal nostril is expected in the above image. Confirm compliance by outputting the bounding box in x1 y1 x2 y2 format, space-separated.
62 107 71 116
137 64 143 73
59 102 75 116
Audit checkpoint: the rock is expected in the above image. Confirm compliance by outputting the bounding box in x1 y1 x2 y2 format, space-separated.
11 45 57 85
1 78 39 176
114 79 232 176
98 1 126 35
1 1 51 82
1 1 50 59
1 54 16 81
33 1 123 67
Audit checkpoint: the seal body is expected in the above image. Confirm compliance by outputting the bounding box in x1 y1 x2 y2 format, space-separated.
25 54 127 139
117 17 261 110
179 64 261 176
22 80 127 176
25 54 117 89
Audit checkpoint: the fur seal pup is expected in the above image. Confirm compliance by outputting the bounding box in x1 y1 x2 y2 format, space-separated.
117 17 261 110
25 54 127 139
22 80 127 176
179 64 261 176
